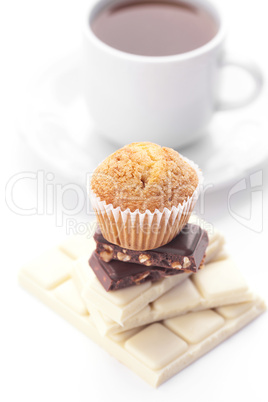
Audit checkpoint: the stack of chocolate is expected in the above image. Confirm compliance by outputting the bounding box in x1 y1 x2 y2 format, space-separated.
69 143 263 384
89 223 208 292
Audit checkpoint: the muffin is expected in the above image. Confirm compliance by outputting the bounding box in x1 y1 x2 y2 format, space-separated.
90 142 202 250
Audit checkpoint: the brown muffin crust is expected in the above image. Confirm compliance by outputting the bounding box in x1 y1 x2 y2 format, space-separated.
91 142 199 213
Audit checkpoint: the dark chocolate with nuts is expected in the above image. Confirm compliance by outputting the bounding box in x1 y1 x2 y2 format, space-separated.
94 223 208 273
89 251 190 291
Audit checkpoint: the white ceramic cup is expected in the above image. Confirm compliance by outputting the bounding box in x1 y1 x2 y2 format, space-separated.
83 0 263 148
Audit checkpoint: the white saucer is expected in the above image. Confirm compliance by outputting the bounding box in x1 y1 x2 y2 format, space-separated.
18 49 268 190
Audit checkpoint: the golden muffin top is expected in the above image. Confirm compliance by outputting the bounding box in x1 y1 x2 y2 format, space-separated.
90 142 199 213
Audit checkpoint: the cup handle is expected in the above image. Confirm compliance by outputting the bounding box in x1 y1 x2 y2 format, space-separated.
216 54 263 111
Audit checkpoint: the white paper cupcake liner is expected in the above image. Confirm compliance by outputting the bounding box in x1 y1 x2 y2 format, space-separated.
90 155 203 250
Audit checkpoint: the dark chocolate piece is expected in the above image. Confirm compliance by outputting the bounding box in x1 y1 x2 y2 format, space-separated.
94 223 208 273
89 251 187 291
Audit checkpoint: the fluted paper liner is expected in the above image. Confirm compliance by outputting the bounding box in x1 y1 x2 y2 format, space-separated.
90 155 203 251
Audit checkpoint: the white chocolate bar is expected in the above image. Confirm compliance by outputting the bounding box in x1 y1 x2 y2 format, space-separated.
74 257 253 336
18 265 265 387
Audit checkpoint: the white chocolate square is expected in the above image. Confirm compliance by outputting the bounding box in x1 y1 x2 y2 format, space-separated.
192 258 248 299
216 300 255 319
54 279 88 316
125 323 188 370
21 248 73 290
89 304 151 337
109 326 145 343
164 310 225 344
59 233 95 260
153 278 201 313
89 275 152 306
205 236 226 264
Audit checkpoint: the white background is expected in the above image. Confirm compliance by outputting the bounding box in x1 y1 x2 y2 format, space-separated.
1 1 268 401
